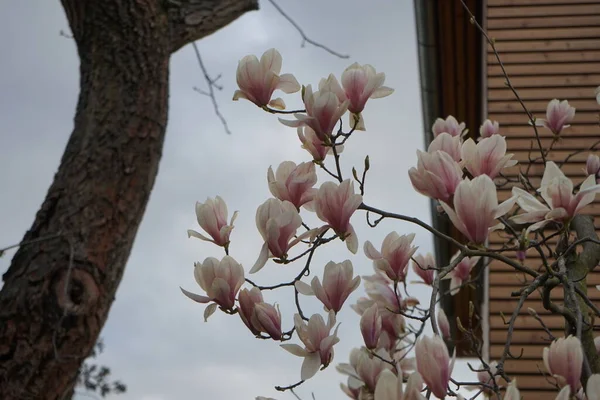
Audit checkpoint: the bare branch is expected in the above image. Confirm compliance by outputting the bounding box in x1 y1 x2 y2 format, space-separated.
458 0 546 165
191 42 232 135
267 0 350 59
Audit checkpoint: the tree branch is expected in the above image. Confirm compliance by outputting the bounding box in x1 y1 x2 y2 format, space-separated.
571 215 600 273
266 0 349 59
167 0 259 53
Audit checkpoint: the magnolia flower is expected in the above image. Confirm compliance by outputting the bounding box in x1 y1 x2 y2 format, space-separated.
314 180 362 253
411 253 435 286
408 150 463 203
254 302 283 340
536 99 575 136
443 251 480 296
180 256 244 321
238 287 265 336
279 84 349 141
479 119 500 140
238 290 284 340
381 312 406 347
233 48 300 109
504 380 520 400
281 311 340 380
461 135 517 179
437 308 451 340
441 175 516 244
511 161 600 232
363 277 419 315
364 232 418 282
374 369 426 400
268 161 317 210
295 260 360 313
318 64 394 130
555 386 570 400
428 132 462 162
297 126 343 163
477 361 498 395
251 199 310 274
360 303 382 350
355 348 392 391
587 374 600 400
587 154 600 183
340 376 361 400
188 196 238 247
543 335 583 391
415 335 454 399
432 115 465 137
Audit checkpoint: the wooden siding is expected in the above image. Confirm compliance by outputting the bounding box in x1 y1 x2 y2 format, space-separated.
486 0 600 398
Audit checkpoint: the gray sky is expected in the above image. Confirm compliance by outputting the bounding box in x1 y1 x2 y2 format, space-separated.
0 1 477 399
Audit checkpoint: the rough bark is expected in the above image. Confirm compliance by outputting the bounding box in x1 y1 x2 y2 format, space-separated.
0 0 257 398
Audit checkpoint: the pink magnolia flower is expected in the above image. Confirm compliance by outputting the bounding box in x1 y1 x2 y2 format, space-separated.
297 126 343 163
280 311 340 380
279 84 349 141
511 161 600 232
355 348 392 391
504 380 520 400
409 150 464 203
180 256 245 320
254 302 283 340
443 251 480 296
380 312 406 348
364 232 418 282
314 180 363 254
428 132 462 162
415 335 454 399
543 335 583 391
363 277 419 314
374 369 426 400
251 199 311 274
587 374 600 400
432 115 466 138
479 119 500 140
238 288 283 340
336 348 365 387
411 253 435 285
268 161 317 210
232 48 300 109
461 135 517 179
295 260 361 313
536 99 575 136
187 196 238 247
318 64 394 130
437 308 451 340
340 376 361 400
441 175 516 244
587 154 600 183
360 303 382 350
238 287 265 336
555 386 571 400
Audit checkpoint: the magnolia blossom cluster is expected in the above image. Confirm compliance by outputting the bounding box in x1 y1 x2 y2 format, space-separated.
180 49 600 400
408 116 518 244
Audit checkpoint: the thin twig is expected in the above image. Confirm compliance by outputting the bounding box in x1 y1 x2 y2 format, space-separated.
191 42 231 135
459 0 546 165
267 0 350 59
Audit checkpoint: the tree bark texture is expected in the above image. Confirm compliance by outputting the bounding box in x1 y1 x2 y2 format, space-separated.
0 0 257 398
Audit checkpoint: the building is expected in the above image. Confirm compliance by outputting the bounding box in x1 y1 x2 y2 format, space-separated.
414 0 600 398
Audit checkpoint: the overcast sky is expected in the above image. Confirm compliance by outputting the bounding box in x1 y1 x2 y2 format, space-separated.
0 1 478 399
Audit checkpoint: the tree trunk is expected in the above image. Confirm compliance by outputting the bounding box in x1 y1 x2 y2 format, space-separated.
0 1 257 398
